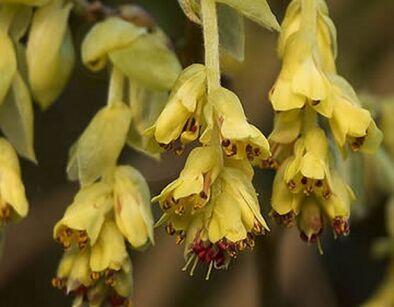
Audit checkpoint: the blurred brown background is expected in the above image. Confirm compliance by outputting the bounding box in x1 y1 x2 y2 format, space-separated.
0 0 393 306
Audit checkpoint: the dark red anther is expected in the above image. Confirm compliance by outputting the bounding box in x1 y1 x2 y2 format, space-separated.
332 217 350 237
301 177 308 185
199 191 208 200
110 295 127 307
221 139 231 147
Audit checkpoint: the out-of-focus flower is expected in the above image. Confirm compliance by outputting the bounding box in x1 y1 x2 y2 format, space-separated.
0 138 28 223
113 165 154 249
150 64 207 146
67 103 131 186
82 16 181 91
26 0 75 109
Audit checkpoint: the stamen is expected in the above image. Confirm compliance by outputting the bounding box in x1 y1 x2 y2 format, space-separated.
287 180 297 191
311 99 321 106
174 205 185 216
165 223 176 235
189 256 199 276
182 254 196 272
175 232 186 245
174 146 185 156
205 261 214 280
90 271 101 281
221 139 231 147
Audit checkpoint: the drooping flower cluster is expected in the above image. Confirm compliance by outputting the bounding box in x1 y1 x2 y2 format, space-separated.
52 13 181 306
0 0 75 228
151 0 279 277
266 0 383 244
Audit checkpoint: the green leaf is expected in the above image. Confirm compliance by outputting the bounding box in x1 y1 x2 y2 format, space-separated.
218 4 245 62
109 31 182 91
126 82 168 159
216 0 280 31
0 72 36 162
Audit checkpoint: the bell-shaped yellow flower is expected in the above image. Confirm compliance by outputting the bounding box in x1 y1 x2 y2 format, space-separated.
179 163 268 278
278 0 337 73
26 0 75 109
153 145 222 215
205 87 270 162
53 247 133 306
113 165 154 249
0 31 17 106
284 128 333 198
150 64 207 146
0 138 28 223
328 76 383 154
297 197 323 243
319 171 354 237
81 17 146 72
67 103 131 186
271 158 304 226
54 182 113 249
270 31 332 118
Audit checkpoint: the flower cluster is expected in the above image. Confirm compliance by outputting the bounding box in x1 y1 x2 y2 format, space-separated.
53 14 181 306
151 0 279 277
266 0 383 244
0 0 75 227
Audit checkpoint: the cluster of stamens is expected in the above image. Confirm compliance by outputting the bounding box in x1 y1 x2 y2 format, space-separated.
270 210 296 227
332 216 350 237
221 139 262 162
288 176 332 199
55 227 89 249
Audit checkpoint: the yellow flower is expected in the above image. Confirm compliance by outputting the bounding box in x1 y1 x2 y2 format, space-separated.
319 171 354 237
153 145 222 214
270 31 332 118
113 165 154 249
328 76 383 154
81 17 146 72
26 0 75 109
53 247 133 306
204 87 270 162
67 103 132 186
278 0 337 73
284 127 333 198
176 163 268 278
150 64 207 146
297 197 323 243
271 158 304 226
0 138 28 223
82 16 181 91
54 182 113 249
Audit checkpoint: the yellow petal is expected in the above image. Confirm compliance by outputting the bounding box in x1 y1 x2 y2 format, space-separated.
90 220 128 272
